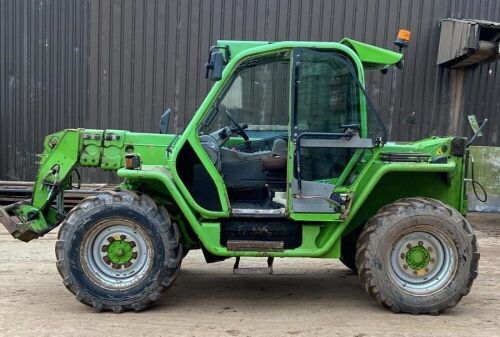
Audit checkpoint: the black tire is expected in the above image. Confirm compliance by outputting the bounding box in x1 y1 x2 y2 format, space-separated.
339 226 362 274
56 190 181 312
355 197 479 314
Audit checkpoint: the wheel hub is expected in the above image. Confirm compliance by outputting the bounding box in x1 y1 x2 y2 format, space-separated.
389 230 457 295
395 236 438 279
103 235 137 268
81 221 153 290
405 244 431 270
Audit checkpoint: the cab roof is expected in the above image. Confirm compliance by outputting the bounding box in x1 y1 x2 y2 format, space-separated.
216 38 403 70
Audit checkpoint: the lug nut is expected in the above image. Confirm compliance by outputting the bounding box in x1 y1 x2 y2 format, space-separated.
418 241 423 246
400 253 405 259
413 271 418 275
403 265 408 270
120 234 127 240
407 243 412 249
101 245 108 252
430 258 435 263
428 247 433 252
425 268 430 272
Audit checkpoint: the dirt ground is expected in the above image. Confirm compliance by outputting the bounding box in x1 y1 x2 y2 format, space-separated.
0 213 499 337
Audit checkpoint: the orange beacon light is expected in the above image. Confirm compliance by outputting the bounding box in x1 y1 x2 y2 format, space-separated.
394 29 411 49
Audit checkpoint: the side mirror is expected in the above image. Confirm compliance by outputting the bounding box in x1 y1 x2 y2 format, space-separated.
159 108 171 134
205 50 225 81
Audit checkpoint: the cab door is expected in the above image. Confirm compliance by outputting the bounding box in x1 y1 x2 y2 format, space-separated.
289 48 385 213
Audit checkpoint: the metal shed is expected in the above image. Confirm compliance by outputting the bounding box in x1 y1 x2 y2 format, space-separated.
1 0 499 182
438 18 500 67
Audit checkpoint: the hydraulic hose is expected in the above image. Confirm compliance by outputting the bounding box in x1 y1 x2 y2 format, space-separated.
467 155 487 203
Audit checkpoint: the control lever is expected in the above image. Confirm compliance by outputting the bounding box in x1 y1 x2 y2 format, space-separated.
341 123 361 131
159 108 171 134
466 117 488 148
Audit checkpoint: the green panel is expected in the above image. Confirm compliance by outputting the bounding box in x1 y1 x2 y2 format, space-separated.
300 225 321 250
217 39 402 72
340 38 403 70
80 129 104 167
340 139 465 236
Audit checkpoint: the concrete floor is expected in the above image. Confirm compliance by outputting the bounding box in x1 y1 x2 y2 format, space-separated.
0 213 499 337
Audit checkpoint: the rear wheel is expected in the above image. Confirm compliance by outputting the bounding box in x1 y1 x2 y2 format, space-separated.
56 191 181 312
356 197 479 314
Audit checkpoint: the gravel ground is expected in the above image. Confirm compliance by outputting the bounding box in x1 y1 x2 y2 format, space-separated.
0 213 498 337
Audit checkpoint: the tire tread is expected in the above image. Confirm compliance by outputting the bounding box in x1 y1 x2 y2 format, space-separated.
355 197 479 314
55 191 181 312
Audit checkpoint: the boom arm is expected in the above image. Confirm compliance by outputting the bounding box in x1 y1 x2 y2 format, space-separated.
0 128 173 241
0 129 98 241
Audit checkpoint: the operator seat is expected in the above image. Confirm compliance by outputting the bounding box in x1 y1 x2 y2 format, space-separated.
262 138 287 171
200 136 288 192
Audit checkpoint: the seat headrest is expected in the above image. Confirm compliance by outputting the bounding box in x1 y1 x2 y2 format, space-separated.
272 139 288 156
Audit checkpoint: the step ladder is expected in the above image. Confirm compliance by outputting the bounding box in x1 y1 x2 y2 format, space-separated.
233 257 274 275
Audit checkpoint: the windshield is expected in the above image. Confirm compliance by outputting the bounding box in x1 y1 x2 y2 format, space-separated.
199 55 290 140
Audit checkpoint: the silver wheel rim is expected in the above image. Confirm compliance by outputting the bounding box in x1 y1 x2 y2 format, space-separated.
80 219 153 290
388 229 457 295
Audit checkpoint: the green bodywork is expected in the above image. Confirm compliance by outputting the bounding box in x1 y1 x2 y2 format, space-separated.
1 39 468 260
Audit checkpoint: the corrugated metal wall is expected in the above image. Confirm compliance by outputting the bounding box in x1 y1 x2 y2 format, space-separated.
1 0 499 181
0 0 89 181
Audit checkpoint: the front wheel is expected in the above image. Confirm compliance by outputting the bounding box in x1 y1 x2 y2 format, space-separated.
355 198 479 314
56 191 181 312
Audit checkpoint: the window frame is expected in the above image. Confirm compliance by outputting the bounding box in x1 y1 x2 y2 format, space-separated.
290 48 386 188
198 52 291 139
291 48 387 142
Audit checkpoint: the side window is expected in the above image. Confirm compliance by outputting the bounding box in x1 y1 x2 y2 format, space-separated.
200 56 290 140
296 58 359 133
295 52 360 182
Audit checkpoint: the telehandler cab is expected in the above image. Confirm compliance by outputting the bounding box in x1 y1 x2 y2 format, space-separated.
0 34 480 314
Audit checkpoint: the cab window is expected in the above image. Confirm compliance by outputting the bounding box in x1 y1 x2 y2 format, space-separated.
200 54 290 141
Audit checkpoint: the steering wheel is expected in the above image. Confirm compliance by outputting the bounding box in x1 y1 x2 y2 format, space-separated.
223 108 250 143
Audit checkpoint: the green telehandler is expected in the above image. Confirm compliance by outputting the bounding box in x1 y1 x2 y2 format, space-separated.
0 33 481 314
